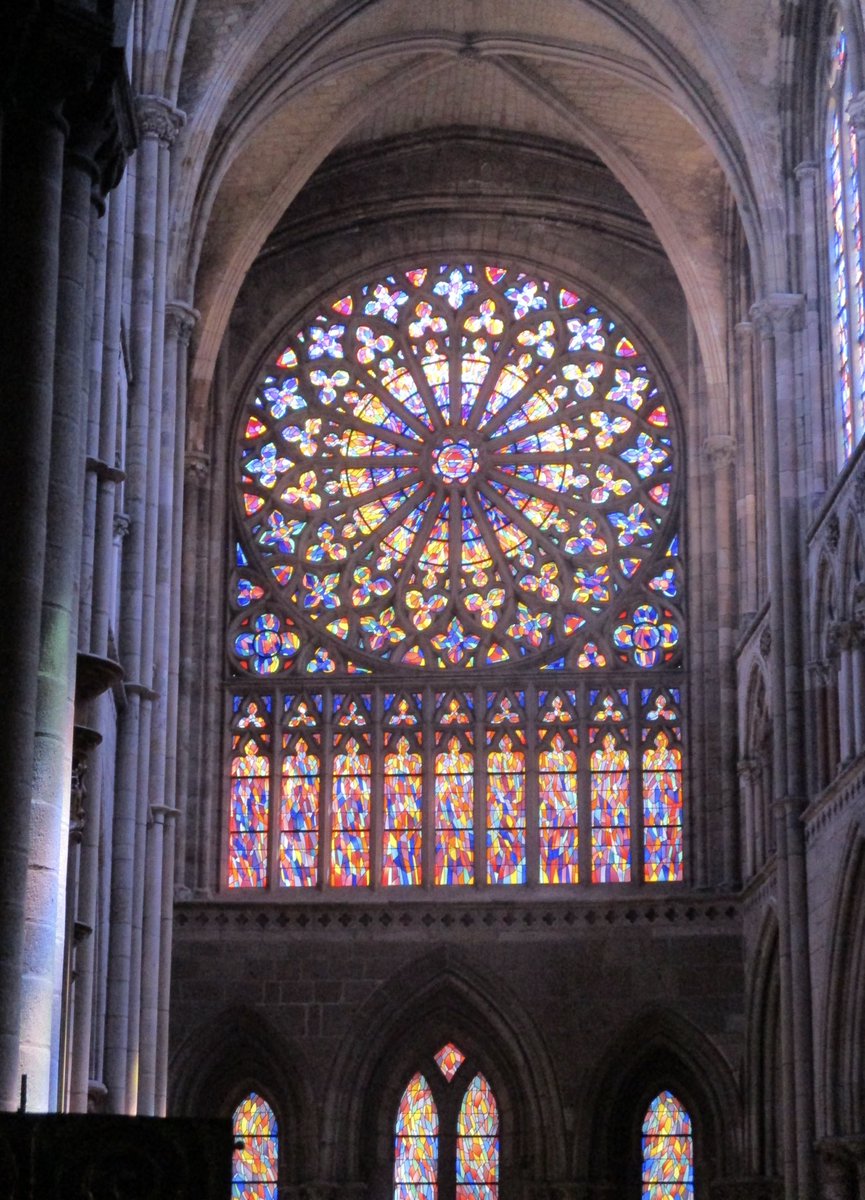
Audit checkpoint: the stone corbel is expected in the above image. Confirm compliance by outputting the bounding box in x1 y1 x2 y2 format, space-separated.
704 433 737 471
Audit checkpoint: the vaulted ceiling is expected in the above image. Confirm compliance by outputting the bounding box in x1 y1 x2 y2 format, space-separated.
160 0 801 426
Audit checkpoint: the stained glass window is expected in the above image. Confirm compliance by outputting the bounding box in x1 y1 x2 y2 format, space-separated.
434 1043 465 1081
228 263 685 890
642 687 684 882
233 1092 279 1200
456 1073 499 1200
394 1074 439 1200
827 24 865 461
641 1090 694 1199
331 734 371 885
435 735 475 886
394 1052 498 1200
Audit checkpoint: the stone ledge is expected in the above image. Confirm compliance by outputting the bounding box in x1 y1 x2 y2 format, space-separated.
174 894 741 938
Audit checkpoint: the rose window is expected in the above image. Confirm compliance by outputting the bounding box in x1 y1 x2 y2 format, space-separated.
233 263 681 674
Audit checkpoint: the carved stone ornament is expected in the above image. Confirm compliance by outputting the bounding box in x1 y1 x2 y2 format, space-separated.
113 512 131 541
826 511 841 552
704 433 736 469
134 94 185 145
759 625 772 659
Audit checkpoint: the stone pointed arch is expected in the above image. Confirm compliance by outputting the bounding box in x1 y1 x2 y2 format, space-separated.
744 908 782 1177
167 1004 318 1184
578 1005 742 1192
839 512 865 610
823 821 865 1133
319 946 566 1188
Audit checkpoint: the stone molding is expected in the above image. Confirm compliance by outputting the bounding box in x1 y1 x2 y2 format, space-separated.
804 753 865 842
749 294 805 336
793 159 819 183
704 433 737 469
175 895 741 937
134 94 185 145
759 625 771 659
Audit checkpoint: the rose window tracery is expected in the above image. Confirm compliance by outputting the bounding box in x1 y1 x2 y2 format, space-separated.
232 263 681 675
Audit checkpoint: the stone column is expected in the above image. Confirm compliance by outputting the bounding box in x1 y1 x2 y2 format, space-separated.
0 27 70 1115
734 321 761 618
737 757 758 879
751 295 814 1198
21 48 136 1113
706 432 739 887
105 92 183 1114
795 161 832 490
138 300 196 1115
175 452 210 895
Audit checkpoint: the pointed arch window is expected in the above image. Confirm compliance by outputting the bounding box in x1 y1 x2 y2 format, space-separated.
394 1046 499 1200
226 263 685 891
827 22 865 461
641 1090 694 1199
232 1091 279 1200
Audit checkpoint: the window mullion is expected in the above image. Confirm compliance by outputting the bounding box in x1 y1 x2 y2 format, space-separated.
320 686 334 890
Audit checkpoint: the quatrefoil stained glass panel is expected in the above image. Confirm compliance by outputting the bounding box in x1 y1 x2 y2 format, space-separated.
232 263 681 675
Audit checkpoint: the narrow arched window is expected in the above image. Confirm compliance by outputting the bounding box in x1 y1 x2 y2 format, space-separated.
227 263 685 891
641 1090 693 1199
394 1073 439 1200
827 21 865 461
457 1073 500 1199
394 1047 499 1200
233 1091 279 1199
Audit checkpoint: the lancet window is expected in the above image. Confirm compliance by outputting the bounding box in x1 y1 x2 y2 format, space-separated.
394 1044 499 1200
232 1092 279 1200
827 21 865 461
641 1090 694 1199
226 263 685 890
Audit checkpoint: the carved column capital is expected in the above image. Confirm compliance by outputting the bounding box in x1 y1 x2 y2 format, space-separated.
704 433 737 469
793 159 819 183
749 294 805 336
134 94 185 145
113 512 131 541
165 302 199 346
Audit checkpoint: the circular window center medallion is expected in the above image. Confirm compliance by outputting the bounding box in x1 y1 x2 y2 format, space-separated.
433 438 478 483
